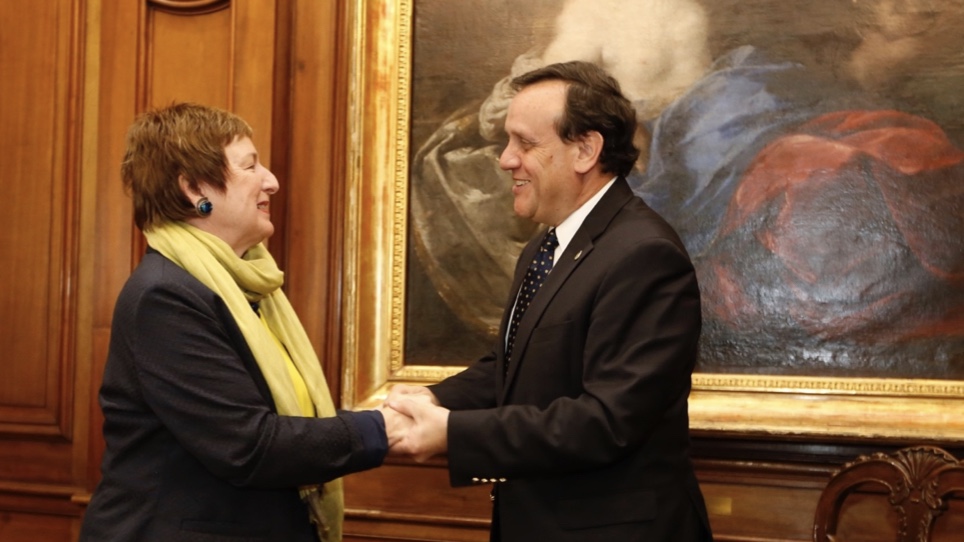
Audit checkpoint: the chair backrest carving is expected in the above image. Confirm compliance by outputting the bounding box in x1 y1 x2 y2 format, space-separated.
813 445 964 541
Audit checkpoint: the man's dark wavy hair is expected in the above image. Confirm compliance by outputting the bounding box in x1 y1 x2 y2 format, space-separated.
511 61 639 177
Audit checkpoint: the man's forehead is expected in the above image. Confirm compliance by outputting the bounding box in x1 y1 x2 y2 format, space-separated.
507 82 566 125
515 79 568 102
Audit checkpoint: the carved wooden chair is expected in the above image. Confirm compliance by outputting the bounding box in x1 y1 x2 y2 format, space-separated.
813 445 964 541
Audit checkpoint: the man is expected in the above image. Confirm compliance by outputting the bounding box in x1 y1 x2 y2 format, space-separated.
389 61 711 541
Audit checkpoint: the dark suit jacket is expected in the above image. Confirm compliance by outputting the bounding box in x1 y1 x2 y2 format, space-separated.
80 250 386 542
430 178 712 541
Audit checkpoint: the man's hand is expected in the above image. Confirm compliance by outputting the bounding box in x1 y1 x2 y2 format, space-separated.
385 395 449 462
386 384 440 406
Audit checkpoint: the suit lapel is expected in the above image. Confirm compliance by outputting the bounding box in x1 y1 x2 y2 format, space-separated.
500 178 635 399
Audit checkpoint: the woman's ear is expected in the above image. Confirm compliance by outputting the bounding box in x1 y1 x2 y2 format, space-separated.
178 174 202 201
574 130 604 174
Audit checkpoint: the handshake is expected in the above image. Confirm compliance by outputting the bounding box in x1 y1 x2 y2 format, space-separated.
377 384 449 462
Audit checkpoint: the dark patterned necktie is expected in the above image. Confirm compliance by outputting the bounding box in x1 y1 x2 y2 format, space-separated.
505 228 559 372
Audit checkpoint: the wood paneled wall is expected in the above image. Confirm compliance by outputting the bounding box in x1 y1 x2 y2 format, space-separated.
0 2 960 542
1 1 89 540
0 0 342 539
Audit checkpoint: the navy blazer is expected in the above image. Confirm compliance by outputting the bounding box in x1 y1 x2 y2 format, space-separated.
80 250 386 542
431 178 712 541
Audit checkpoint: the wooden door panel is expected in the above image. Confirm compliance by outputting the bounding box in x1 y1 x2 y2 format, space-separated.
0 0 79 441
147 7 232 110
0 510 74 542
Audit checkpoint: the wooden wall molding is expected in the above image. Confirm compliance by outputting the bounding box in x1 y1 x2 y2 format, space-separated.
0 0 84 447
148 0 230 15
0 481 88 513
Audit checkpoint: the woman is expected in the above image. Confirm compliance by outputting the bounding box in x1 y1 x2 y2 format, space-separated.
80 103 405 542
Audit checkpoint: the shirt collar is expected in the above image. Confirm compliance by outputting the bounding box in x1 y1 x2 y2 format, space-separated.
552 176 617 258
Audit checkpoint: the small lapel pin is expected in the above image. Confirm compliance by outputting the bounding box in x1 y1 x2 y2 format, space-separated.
574 250 583 261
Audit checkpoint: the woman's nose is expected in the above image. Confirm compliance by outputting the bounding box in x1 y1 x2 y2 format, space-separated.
263 167 280 193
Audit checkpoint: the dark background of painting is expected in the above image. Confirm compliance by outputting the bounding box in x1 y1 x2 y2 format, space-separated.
405 0 562 365
403 0 964 368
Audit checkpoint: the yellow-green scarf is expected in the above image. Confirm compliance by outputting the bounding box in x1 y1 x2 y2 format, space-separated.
145 221 343 542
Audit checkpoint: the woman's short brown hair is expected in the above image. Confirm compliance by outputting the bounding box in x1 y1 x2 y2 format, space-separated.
120 102 253 230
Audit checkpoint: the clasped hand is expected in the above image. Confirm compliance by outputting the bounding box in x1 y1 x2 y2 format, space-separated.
377 384 449 462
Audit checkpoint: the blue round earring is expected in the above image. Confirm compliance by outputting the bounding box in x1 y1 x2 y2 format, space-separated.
196 197 213 217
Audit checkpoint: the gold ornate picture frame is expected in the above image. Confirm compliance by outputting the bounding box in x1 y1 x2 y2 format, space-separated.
341 0 964 443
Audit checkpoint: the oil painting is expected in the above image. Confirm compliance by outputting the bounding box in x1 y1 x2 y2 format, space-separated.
342 0 964 441
404 0 964 379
